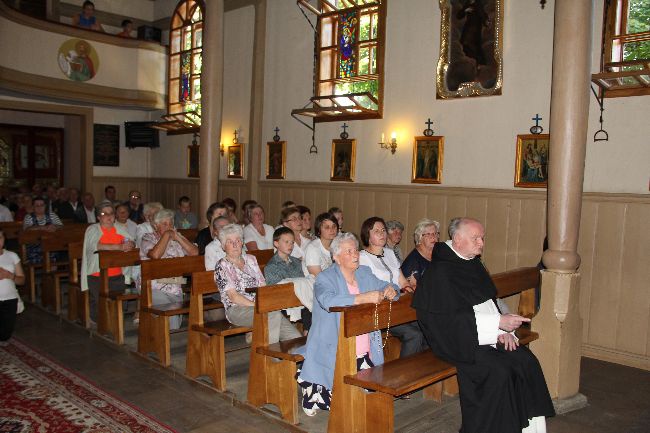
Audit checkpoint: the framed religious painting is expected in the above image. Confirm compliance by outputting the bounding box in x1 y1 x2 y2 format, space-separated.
266 140 286 179
187 144 199 178
514 134 549 188
436 0 504 99
227 143 244 178
412 136 444 184
330 139 356 182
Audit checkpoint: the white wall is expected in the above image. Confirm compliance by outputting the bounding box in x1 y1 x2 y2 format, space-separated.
262 0 649 194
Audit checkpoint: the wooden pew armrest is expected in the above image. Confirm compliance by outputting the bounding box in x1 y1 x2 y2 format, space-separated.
191 319 249 337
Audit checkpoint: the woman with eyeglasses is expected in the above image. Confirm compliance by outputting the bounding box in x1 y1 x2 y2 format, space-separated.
81 201 135 323
214 224 300 341
359 217 427 358
280 207 311 259
400 218 441 287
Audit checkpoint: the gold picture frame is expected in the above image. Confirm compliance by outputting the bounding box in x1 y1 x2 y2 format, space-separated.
330 139 356 182
514 134 549 188
436 0 504 99
266 141 286 179
227 143 244 178
187 144 199 178
412 136 444 184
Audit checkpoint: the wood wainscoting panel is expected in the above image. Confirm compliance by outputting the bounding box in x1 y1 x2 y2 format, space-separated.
616 202 650 356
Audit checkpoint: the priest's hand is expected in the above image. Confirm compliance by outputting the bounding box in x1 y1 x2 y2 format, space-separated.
499 314 530 332
497 333 519 351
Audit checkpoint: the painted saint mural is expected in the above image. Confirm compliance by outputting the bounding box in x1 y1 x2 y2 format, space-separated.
58 39 99 82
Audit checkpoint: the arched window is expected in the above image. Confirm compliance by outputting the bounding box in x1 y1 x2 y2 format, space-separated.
168 0 205 126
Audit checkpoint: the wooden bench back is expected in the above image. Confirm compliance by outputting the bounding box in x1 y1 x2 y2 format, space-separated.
98 249 141 297
255 283 300 314
178 228 198 242
332 266 541 339
189 271 218 327
140 255 205 308
248 249 274 272
68 241 83 284
0 221 23 239
494 266 539 319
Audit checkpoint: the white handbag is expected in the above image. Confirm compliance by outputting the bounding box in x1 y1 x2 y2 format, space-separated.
16 296 25 314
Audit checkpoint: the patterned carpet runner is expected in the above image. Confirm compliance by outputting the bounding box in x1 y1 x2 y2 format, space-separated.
0 339 177 433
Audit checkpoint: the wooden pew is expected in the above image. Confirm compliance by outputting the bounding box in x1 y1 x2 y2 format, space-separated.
138 255 221 366
40 228 87 314
0 221 23 252
328 266 541 433
248 282 307 424
185 271 251 390
177 228 198 243
97 249 141 345
18 229 46 302
66 241 90 328
247 248 274 273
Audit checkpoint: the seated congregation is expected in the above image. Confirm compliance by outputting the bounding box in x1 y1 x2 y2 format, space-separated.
1 183 554 433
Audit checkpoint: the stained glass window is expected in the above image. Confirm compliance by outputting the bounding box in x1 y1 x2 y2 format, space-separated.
316 1 384 118
168 0 205 124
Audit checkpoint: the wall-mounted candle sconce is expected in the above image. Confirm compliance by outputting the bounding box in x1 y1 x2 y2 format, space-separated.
379 132 397 154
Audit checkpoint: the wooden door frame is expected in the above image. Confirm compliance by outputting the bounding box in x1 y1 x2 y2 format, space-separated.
0 99 93 192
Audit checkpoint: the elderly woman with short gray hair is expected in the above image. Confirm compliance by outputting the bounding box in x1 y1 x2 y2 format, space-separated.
385 220 405 263
139 208 198 330
400 218 440 286
296 232 398 416
214 224 301 342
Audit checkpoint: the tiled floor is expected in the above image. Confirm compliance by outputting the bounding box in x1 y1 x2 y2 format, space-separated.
11 305 650 433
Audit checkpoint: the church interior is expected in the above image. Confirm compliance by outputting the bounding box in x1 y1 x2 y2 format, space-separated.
0 0 648 432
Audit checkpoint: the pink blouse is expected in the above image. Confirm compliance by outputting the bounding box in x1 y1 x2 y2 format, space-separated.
347 281 370 357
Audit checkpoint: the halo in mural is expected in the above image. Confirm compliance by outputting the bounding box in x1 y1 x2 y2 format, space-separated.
57 39 99 81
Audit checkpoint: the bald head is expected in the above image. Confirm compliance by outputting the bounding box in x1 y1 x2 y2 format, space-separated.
449 217 485 259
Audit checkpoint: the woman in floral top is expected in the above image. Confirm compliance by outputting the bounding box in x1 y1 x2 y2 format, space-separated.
139 208 198 330
214 224 301 344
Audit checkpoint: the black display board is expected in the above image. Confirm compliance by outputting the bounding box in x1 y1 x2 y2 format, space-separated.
93 124 119 166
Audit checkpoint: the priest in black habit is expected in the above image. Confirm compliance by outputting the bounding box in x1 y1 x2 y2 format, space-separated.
413 217 554 433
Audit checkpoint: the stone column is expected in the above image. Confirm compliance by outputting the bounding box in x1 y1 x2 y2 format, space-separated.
534 0 592 403
199 0 225 225
247 0 267 201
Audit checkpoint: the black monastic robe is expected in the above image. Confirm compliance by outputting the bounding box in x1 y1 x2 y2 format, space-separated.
412 242 554 433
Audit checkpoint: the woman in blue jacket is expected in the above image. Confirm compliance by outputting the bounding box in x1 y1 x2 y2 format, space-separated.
297 232 398 416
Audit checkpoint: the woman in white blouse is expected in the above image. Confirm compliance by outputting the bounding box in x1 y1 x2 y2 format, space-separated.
243 204 274 251
358 216 427 358
302 212 339 278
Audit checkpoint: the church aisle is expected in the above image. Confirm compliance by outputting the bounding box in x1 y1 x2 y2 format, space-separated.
9 306 649 433
11 306 291 433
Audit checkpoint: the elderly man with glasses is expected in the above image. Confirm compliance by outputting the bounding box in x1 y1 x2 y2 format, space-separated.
126 190 144 224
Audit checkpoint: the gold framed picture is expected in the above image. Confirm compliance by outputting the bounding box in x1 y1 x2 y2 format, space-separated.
187 144 199 178
266 141 286 179
227 143 243 178
436 0 504 99
412 136 444 184
330 139 356 182
514 134 549 188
